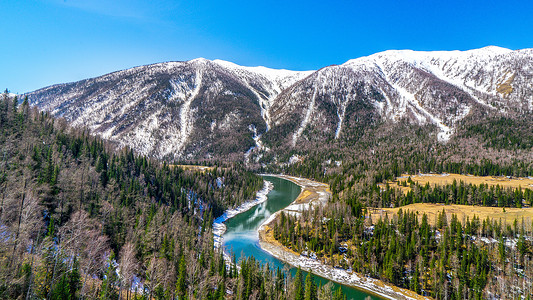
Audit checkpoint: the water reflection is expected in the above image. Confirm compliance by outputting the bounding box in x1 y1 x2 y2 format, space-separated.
223 176 381 300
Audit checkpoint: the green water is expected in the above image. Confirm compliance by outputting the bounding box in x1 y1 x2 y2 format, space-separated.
223 176 382 300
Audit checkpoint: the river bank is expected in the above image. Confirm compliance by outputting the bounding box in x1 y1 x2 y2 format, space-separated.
258 174 429 300
213 180 274 251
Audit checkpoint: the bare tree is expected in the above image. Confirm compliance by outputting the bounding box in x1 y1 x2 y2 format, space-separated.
119 242 138 300
58 210 109 298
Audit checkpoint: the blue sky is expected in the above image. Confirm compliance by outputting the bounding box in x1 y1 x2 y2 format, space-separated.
2 0 532 93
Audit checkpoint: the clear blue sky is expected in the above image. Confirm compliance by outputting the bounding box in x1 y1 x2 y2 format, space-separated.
2 0 532 93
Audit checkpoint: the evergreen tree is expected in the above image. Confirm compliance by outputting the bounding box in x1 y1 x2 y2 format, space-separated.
176 254 187 298
294 267 304 300
99 252 118 300
304 273 317 300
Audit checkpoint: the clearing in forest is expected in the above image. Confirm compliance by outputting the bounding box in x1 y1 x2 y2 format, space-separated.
387 173 533 194
369 203 533 225
171 164 215 172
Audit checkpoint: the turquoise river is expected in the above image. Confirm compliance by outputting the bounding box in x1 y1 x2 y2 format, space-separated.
222 176 382 300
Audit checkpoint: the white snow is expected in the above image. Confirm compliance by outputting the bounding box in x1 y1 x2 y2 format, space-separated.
213 59 312 132
175 69 202 154
244 81 273 131
213 180 274 251
373 58 453 142
339 46 526 140
244 124 268 165
213 59 313 88
293 74 320 146
288 154 302 165
2 92 18 98
334 100 347 139
257 175 420 300
354 46 513 109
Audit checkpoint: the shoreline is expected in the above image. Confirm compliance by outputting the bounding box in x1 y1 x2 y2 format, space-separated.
257 174 429 300
213 179 274 253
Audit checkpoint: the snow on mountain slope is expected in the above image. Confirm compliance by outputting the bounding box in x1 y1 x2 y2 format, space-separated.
25 59 312 160
212 59 312 130
25 47 533 160
269 46 532 146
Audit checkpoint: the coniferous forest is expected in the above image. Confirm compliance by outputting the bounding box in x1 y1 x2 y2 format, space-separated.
2 84 533 300
266 124 533 298
0 92 347 299
273 202 532 298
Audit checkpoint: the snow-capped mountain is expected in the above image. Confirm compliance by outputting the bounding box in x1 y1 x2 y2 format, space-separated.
269 46 532 146
26 59 311 160
25 46 533 161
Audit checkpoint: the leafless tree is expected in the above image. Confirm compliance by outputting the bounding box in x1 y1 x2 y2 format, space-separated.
58 210 109 297
119 242 138 300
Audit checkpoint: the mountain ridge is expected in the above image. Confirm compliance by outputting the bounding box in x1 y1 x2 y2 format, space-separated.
25 46 533 162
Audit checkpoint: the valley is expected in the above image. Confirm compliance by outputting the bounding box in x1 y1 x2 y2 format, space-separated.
2 46 533 299
5 0 533 298
256 175 426 300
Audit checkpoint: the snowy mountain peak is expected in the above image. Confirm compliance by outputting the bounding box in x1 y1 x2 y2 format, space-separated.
25 47 533 161
273 46 531 146
212 59 313 81
474 45 513 54
344 46 515 67
190 57 209 64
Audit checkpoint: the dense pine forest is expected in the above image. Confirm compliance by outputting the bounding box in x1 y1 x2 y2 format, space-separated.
273 202 533 298
0 92 347 300
265 117 533 298
359 179 533 208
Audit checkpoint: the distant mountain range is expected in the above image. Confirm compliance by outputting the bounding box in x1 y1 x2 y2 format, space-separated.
25 46 533 162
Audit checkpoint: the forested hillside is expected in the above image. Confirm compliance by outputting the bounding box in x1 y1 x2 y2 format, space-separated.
273 204 533 298
269 120 533 298
0 92 345 299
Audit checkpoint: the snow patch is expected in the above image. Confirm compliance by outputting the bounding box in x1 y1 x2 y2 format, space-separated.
288 154 302 165
374 59 453 142
213 59 313 132
334 99 347 139
175 69 202 155
293 74 320 146
244 124 268 165
213 180 274 251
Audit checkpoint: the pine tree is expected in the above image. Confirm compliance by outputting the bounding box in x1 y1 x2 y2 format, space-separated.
332 286 345 300
99 252 118 300
176 254 187 298
304 273 317 300
294 267 304 300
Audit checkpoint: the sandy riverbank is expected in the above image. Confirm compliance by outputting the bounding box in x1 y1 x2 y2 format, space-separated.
258 174 430 300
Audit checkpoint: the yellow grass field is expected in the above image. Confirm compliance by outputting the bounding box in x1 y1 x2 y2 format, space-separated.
171 164 215 172
386 173 533 194
369 203 533 225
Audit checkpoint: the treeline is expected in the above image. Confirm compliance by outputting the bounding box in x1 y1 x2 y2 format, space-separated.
264 118 533 195
356 179 533 208
280 154 533 197
273 202 533 299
